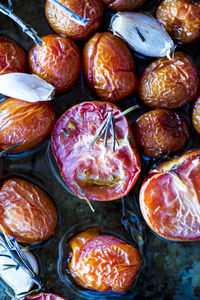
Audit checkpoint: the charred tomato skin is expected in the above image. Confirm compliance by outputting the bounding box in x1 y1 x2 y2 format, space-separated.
102 0 147 11
68 228 142 292
139 149 200 241
0 98 56 153
83 32 138 102
0 35 27 74
138 52 199 109
133 109 190 158
28 34 81 94
0 178 57 244
192 96 200 134
51 101 141 201
45 0 104 40
157 0 200 44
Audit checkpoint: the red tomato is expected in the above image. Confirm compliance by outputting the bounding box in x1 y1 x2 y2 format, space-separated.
26 293 67 300
51 101 141 201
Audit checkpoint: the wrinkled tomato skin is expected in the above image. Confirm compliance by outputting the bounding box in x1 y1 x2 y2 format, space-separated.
28 34 81 94
138 52 199 109
0 35 27 74
192 96 200 134
157 0 200 44
102 0 146 11
68 228 142 292
45 0 104 40
139 150 200 241
0 98 56 153
83 32 138 102
26 293 67 300
51 101 141 201
0 178 57 244
133 109 190 158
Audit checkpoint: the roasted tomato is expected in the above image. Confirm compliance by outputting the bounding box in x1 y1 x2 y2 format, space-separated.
139 149 200 241
157 0 200 44
0 178 57 243
68 228 142 292
26 293 67 300
192 96 200 134
45 0 104 40
102 0 147 11
133 109 190 158
51 101 141 201
28 34 81 94
0 98 56 154
83 32 138 102
0 35 27 74
138 52 199 109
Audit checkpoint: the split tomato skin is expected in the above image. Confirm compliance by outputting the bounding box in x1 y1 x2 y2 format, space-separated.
28 34 81 94
45 0 104 40
192 96 200 134
102 0 147 11
26 293 67 300
0 178 57 244
139 52 199 109
68 228 142 292
0 35 27 74
83 32 138 102
139 150 200 241
51 101 141 201
0 98 56 153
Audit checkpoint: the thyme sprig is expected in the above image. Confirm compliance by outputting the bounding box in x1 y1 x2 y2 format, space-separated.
0 143 21 157
74 181 95 212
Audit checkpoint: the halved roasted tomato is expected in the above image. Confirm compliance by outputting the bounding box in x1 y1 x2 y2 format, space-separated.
26 293 67 300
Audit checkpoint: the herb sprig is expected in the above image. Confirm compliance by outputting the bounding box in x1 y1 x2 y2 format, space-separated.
0 144 21 157
74 181 95 212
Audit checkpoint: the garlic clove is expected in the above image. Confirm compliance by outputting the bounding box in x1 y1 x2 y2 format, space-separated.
0 73 55 102
110 12 175 58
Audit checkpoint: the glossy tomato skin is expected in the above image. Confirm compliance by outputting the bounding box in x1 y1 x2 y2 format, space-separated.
68 228 142 292
26 293 67 300
133 109 190 158
138 52 199 109
45 0 104 40
102 0 147 11
83 32 138 102
28 34 81 94
0 178 57 243
157 0 200 44
0 35 27 74
192 96 200 134
139 150 200 241
51 101 141 201
0 98 56 153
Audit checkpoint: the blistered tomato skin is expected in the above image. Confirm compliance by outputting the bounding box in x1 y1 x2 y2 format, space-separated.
0 178 57 243
45 0 104 40
26 293 67 300
192 97 200 134
139 52 199 109
28 34 81 94
51 101 141 201
68 228 142 292
0 98 56 153
83 32 138 102
133 109 190 158
139 150 200 241
102 0 147 11
157 0 200 44
0 35 27 74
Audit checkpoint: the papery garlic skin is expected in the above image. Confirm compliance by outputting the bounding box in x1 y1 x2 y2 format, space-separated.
0 73 55 102
110 12 175 58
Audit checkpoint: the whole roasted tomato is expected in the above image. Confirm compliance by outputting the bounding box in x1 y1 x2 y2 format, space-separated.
102 0 147 11
0 177 57 243
0 35 27 74
28 34 81 94
45 0 104 40
68 228 142 292
157 0 200 44
26 293 67 300
83 32 138 102
139 52 199 109
0 98 56 154
192 96 200 134
139 149 200 241
51 101 141 201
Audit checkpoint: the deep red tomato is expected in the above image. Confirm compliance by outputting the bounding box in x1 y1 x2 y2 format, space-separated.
26 293 67 300
51 101 141 201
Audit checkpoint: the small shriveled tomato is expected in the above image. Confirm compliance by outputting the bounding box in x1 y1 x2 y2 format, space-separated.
139 52 199 109
102 0 147 11
0 98 56 153
68 228 142 292
157 0 200 44
0 178 57 243
83 32 138 102
192 96 200 134
0 35 27 74
51 101 141 201
139 149 200 241
28 34 81 94
26 293 67 300
45 0 104 40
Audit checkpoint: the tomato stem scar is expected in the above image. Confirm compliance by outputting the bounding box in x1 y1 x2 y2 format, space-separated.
74 181 95 212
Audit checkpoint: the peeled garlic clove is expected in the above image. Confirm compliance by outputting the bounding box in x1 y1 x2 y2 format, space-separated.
110 12 175 58
0 73 55 102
